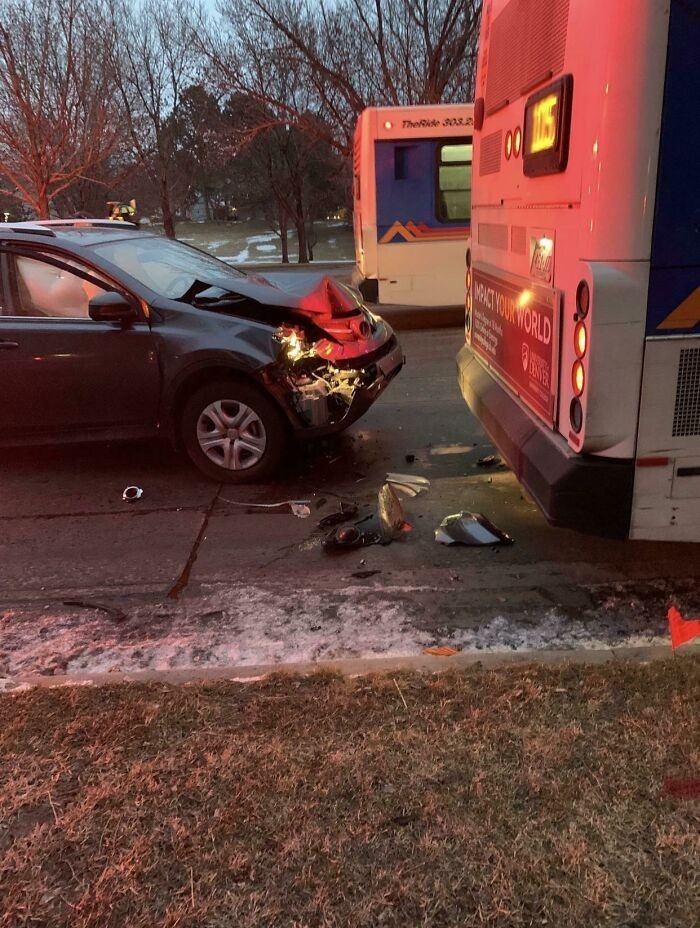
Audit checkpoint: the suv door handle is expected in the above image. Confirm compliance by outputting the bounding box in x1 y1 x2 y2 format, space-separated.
0 340 19 349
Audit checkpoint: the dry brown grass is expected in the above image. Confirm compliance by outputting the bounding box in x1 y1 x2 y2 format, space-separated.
1 658 699 928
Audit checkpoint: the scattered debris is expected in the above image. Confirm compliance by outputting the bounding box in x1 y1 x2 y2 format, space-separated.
378 483 412 539
324 484 411 552
290 504 312 519
430 444 475 456
667 606 700 649
220 496 311 518
435 512 514 546
385 473 430 497
122 486 143 502
423 645 461 657
405 453 416 464
63 600 127 623
477 454 503 467
318 502 359 528
351 570 381 579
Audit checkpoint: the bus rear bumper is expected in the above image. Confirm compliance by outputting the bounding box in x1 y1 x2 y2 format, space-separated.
457 344 634 538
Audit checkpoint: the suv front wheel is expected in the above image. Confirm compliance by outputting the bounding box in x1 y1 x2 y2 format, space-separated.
181 380 287 483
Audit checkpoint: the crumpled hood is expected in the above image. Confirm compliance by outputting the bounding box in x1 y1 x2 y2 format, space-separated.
204 271 362 317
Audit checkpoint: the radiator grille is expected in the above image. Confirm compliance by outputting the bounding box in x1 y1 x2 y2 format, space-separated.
485 0 570 115
478 223 509 250
672 348 700 437
511 225 527 254
479 130 502 175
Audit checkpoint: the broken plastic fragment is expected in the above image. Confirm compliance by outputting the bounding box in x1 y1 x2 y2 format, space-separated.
435 512 513 546
323 484 410 552
122 486 143 502
423 645 461 657
385 473 431 497
318 502 359 528
378 483 412 538
477 454 502 467
290 503 311 519
667 606 700 649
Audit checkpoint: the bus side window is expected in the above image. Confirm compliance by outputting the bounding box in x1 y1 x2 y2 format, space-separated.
437 141 472 222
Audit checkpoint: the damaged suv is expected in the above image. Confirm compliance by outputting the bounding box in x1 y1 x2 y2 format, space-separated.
0 221 403 481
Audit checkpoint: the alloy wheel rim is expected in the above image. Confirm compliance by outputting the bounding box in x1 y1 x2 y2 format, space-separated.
196 399 267 470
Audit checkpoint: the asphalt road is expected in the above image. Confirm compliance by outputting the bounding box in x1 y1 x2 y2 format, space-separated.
1 329 698 678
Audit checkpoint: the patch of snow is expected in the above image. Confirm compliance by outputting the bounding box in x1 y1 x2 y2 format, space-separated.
0 585 670 680
220 247 249 263
254 244 277 253
245 233 279 245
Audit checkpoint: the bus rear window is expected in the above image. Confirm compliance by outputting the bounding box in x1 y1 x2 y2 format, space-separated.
437 142 472 222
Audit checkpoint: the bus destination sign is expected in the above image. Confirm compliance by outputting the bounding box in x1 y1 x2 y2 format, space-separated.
471 268 559 424
523 75 573 177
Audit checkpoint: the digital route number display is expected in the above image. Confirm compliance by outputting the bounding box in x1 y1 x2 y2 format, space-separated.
523 75 573 177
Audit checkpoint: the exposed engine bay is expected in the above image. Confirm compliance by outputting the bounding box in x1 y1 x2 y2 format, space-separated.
272 326 373 428
188 272 402 431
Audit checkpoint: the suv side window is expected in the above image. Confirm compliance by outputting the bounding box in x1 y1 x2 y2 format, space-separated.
12 254 109 318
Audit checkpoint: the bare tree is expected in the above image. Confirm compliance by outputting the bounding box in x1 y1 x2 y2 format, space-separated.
0 0 123 217
206 0 481 157
109 0 202 237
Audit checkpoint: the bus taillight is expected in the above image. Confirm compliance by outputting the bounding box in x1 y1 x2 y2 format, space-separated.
570 398 583 434
572 360 585 396
576 280 590 318
574 321 587 358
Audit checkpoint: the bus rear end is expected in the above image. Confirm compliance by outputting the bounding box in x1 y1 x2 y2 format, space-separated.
458 0 700 540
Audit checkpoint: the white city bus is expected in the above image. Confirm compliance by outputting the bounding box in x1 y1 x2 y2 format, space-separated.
352 103 473 307
458 0 700 541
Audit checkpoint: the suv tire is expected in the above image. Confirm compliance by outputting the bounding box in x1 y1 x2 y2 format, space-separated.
181 380 287 483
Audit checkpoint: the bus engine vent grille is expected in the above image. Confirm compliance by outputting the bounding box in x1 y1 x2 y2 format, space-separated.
485 0 570 116
672 348 700 437
479 130 502 175
478 223 508 251
511 225 527 254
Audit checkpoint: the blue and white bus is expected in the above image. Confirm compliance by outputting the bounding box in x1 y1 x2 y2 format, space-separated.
458 0 700 541
352 103 473 307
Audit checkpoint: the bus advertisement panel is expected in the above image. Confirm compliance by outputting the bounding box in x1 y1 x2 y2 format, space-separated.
470 266 559 425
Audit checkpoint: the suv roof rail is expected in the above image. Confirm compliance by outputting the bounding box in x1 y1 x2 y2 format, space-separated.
5 219 141 233
27 219 136 230
3 224 56 237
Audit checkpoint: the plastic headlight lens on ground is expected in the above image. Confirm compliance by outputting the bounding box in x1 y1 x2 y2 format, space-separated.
572 360 585 396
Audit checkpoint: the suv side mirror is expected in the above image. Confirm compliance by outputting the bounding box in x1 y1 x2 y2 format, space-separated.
89 291 139 325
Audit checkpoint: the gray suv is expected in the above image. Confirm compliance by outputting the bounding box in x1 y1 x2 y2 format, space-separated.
0 221 403 482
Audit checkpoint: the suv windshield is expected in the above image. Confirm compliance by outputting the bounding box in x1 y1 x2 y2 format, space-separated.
90 236 245 299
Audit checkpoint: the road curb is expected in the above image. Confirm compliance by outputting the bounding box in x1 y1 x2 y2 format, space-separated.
2 643 697 692
373 303 463 330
